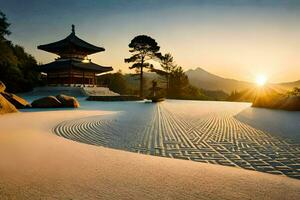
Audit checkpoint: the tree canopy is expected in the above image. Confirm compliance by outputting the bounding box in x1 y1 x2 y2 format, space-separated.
0 11 41 92
151 53 176 93
0 11 10 39
97 70 130 95
125 35 161 97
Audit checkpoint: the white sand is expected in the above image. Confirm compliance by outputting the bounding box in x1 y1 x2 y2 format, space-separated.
0 109 299 199
235 106 300 142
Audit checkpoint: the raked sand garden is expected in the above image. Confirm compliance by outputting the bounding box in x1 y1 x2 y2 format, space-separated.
0 99 300 199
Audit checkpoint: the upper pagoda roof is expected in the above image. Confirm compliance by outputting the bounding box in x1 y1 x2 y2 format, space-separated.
37 25 105 56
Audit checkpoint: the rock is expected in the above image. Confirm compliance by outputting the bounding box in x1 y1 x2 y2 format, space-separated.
252 96 275 109
0 94 18 114
1 92 31 109
271 96 287 109
252 94 300 111
56 94 80 108
0 81 6 92
280 96 300 111
31 96 62 108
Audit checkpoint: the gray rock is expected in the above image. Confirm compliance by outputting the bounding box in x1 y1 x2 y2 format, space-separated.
0 93 18 114
56 94 80 108
1 92 31 109
0 81 6 93
32 96 62 108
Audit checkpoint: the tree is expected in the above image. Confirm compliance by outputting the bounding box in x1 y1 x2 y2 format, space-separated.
0 11 10 40
160 53 175 90
288 87 300 97
151 53 176 94
125 35 161 97
97 70 129 95
168 65 189 98
0 11 41 92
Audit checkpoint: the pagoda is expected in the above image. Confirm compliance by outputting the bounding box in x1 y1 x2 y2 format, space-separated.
37 25 113 86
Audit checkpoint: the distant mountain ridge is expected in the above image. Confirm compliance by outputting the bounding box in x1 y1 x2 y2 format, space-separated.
123 67 300 96
185 67 300 94
279 80 300 89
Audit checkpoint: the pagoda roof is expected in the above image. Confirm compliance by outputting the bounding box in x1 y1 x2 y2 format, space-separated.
37 25 105 55
37 59 113 73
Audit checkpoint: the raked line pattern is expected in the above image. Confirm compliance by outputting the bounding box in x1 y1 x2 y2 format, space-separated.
54 102 300 179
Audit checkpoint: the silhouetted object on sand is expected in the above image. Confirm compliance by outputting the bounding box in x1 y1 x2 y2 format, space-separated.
125 35 161 97
147 81 164 102
37 25 112 86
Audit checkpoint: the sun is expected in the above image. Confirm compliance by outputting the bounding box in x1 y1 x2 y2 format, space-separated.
255 74 268 86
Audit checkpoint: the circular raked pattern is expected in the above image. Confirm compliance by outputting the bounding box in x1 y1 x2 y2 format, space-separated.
54 102 300 179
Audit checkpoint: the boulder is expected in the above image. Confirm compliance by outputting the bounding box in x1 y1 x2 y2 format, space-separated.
31 96 62 108
0 94 18 114
56 94 80 108
0 81 5 92
252 96 275 108
252 95 300 111
1 92 31 109
280 96 300 111
271 96 287 109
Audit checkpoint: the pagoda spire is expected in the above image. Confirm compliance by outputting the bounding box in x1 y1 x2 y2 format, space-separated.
72 24 75 34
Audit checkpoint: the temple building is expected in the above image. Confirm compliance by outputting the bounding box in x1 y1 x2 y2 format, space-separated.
37 25 113 87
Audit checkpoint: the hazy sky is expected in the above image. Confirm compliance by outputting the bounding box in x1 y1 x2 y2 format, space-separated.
1 0 300 83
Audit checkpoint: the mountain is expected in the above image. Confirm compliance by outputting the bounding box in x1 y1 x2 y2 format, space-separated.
185 67 300 94
185 68 253 93
279 80 300 90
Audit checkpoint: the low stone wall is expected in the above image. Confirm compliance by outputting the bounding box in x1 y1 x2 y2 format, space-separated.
21 86 119 97
83 87 119 96
87 95 142 101
22 86 87 97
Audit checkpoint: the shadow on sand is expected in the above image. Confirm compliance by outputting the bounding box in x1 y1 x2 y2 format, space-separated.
235 107 300 143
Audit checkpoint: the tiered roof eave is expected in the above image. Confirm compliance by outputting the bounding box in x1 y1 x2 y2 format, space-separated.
37 28 105 56
37 59 113 73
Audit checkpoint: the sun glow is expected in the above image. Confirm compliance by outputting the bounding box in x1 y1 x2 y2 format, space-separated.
255 74 267 86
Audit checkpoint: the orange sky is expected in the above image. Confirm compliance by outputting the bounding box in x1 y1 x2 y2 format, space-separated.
3 1 300 83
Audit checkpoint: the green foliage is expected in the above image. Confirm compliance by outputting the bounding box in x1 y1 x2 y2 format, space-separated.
167 65 209 100
0 11 10 39
150 52 210 100
97 71 131 95
156 53 176 91
159 53 175 74
200 89 229 101
125 35 161 97
168 66 188 97
0 11 41 92
227 89 254 102
288 87 300 97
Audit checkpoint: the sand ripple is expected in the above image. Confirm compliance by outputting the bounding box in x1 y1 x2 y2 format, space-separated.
54 101 300 179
